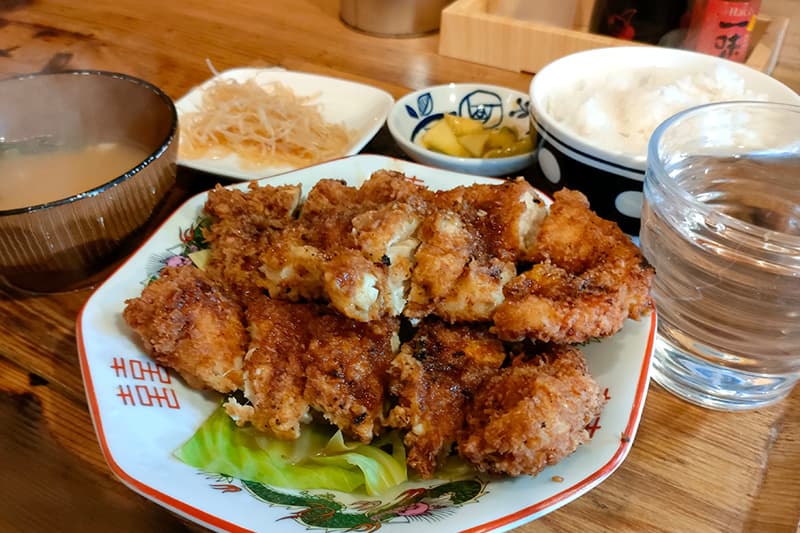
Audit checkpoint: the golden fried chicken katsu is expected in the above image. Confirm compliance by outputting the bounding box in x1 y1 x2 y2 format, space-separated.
345 202 422 318
122 170 652 483
200 173 650 344
492 189 655 343
305 313 400 443
404 208 511 322
122 265 247 393
208 171 555 325
252 172 550 324
434 178 548 263
387 320 506 478
224 295 399 443
457 344 605 476
260 223 329 301
203 182 301 299
224 298 320 440
261 171 432 321
400 178 549 322
356 169 434 208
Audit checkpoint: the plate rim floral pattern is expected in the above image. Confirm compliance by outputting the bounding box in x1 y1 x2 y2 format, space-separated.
77 154 656 533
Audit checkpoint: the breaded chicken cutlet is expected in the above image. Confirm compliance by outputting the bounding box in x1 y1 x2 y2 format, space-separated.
203 182 301 299
125 270 400 443
406 179 547 323
231 174 650 345
122 265 247 393
123 267 608 480
458 344 606 476
224 298 320 440
223 296 400 443
248 171 551 325
122 169 651 483
386 320 506 478
260 171 432 320
492 189 655 343
304 312 399 443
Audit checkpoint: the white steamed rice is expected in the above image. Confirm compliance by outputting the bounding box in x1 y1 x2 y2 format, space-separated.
546 65 769 159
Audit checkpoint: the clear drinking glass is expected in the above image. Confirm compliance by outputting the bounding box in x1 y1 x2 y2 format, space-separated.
640 101 800 411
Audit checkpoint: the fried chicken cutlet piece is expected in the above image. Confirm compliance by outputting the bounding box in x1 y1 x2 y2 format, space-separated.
203 182 301 298
357 169 434 208
260 224 330 301
305 314 400 443
387 320 506 477
458 344 605 476
262 171 431 321
225 296 399 442
122 265 247 393
405 209 509 322
435 178 548 263
406 179 548 323
260 178 364 303
492 189 654 343
260 178 370 302
351 202 421 287
326 203 423 321
224 298 320 440
260 171 550 324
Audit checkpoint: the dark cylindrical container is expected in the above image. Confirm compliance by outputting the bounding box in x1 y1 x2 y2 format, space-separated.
596 0 689 44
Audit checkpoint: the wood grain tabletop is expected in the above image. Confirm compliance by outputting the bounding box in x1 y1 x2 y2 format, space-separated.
0 1 798 532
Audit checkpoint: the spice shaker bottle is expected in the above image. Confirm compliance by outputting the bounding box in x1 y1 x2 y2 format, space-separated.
684 0 761 62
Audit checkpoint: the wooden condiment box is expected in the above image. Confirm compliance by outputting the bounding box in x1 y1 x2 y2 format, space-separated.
438 0 788 74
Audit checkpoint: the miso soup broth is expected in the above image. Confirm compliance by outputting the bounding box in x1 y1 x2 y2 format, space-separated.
0 142 150 211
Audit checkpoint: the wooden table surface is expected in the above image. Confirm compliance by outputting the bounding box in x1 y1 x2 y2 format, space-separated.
1 1 798 532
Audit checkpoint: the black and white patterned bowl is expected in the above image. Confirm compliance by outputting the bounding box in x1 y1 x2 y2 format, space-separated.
388 83 535 177
532 120 646 236
529 47 800 236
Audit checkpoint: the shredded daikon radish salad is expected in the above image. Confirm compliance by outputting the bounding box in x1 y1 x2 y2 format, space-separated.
179 77 354 168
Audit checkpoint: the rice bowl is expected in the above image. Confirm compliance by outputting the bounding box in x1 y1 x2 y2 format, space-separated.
529 47 800 235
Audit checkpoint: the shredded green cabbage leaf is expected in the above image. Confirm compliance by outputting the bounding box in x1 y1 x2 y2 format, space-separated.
174 406 407 495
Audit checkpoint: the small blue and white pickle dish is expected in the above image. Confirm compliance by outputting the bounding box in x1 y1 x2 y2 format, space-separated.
388 83 536 177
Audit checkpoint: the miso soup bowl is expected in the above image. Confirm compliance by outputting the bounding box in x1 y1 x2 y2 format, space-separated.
0 70 178 292
529 47 800 236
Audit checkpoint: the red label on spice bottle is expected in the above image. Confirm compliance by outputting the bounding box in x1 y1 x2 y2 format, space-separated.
691 0 758 62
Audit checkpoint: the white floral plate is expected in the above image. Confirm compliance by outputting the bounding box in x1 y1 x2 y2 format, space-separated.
77 154 656 533
175 68 394 180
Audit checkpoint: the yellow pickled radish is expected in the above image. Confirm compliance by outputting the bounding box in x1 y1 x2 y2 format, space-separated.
487 126 519 150
443 113 484 136
484 135 533 158
457 131 490 157
421 119 470 157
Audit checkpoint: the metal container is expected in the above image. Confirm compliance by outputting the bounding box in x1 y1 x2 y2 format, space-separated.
340 0 453 37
